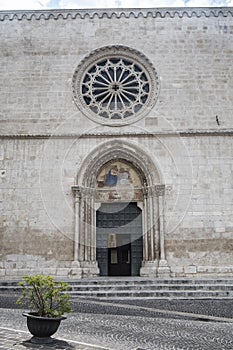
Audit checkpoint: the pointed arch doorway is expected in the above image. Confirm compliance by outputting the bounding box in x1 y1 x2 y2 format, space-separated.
72 140 171 278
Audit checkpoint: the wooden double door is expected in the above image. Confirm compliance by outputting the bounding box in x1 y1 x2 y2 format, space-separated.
96 202 142 276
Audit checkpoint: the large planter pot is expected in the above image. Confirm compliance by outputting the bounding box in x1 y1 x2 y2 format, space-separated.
23 312 66 344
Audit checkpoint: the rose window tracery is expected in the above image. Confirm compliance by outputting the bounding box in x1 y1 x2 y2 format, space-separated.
72 46 159 126
82 58 150 120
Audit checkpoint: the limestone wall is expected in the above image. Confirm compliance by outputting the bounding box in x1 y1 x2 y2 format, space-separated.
0 9 232 134
1 133 233 277
0 8 233 278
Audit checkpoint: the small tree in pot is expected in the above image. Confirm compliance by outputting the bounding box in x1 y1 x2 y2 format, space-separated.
17 274 72 344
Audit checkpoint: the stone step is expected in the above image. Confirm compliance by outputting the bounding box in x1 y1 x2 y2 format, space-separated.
70 283 233 292
0 286 22 292
66 278 233 286
67 278 233 299
69 289 233 299
1 278 233 299
1 278 233 286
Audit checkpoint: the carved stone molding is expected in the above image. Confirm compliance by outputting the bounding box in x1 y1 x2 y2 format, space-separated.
72 140 171 277
77 140 161 189
155 184 165 197
1 129 233 139
72 45 159 126
0 8 232 22
72 185 81 198
72 185 95 199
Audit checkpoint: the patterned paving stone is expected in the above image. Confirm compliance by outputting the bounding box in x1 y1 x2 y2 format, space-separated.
1 308 233 350
60 313 233 350
0 328 109 350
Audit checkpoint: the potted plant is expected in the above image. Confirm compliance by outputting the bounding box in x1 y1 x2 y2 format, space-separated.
17 274 72 344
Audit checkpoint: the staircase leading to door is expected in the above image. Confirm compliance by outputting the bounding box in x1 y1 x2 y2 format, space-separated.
67 277 233 300
1 277 233 300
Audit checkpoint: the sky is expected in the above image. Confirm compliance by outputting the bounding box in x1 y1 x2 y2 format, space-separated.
0 0 232 11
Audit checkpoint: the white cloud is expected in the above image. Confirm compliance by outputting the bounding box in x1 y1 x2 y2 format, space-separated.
57 0 232 8
186 0 228 5
119 0 186 7
0 0 51 10
58 0 187 8
58 0 117 8
184 0 211 5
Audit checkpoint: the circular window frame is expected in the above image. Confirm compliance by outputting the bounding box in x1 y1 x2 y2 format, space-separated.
72 46 160 126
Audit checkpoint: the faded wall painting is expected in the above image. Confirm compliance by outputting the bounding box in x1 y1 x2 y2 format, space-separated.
96 161 143 202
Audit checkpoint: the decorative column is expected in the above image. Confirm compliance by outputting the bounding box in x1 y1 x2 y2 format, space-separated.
140 185 159 277
70 186 82 278
142 188 148 261
71 186 99 278
73 186 81 261
155 185 171 277
90 195 96 261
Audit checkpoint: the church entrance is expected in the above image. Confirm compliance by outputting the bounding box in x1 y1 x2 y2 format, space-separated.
72 143 169 277
96 202 142 276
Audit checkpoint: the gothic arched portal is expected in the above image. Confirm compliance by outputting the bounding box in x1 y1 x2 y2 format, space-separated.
72 140 171 278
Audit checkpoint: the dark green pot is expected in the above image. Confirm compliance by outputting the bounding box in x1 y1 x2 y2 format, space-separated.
23 312 66 344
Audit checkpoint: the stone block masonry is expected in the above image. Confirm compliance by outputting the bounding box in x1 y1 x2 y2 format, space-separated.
0 7 233 278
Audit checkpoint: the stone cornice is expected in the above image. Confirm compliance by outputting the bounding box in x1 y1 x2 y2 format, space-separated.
0 7 232 22
0 129 233 139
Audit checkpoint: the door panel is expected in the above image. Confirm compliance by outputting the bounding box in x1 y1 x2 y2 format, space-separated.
96 202 142 276
108 235 131 276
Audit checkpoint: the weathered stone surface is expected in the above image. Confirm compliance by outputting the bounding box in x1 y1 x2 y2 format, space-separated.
0 8 232 278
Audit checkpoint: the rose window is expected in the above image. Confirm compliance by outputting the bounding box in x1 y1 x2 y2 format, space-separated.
82 58 150 120
72 46 159 125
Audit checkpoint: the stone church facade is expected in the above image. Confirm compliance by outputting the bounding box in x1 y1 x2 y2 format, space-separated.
0 7 233 279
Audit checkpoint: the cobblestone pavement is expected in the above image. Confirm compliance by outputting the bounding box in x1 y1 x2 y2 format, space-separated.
0 306 233 350
0 327 109 350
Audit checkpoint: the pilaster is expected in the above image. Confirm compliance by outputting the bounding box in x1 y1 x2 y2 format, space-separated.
156 185 171 277
72 185 100 278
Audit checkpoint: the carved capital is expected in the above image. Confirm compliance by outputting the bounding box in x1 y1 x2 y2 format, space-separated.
72 185 95 199
72 186 82 198
147 185 158 197
155 184 165 197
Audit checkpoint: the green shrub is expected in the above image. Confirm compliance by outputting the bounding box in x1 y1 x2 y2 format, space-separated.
16 274 72 318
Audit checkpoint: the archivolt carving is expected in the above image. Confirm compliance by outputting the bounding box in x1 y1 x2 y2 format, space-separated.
72 140 168 274
77 140 162 190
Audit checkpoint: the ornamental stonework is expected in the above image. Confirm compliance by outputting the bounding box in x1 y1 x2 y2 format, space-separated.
72 46 160 126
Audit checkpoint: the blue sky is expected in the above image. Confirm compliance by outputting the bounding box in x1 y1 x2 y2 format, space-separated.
0 0 232 10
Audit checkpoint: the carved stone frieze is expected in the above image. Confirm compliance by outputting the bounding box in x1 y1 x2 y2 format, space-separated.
0 8 232 22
